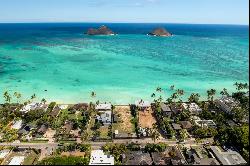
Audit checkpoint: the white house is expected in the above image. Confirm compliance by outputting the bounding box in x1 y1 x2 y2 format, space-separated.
135 100 151 108
89 150 114 165
95 103 112 125
8 156 25 165
182 103 202 114
0 149 10 159
214 97 239 114
20 103 47 113
11 120 23 130
195 120 216 128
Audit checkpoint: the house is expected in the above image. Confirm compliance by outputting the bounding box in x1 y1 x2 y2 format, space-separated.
0 149 11 159
194 120 216 128
122 151 153 165
186 147 219 165
151 146 186 165
135 100 151 110
18 124 37 135
214 97 239 114
68 103 88 114
179 121 192 130
8 156 25 165
172 123 182 131
209 146 247 165
49 106 61 118
63 121 74 133
160 103 172 117
95 103 112 125
11 120 23 130
89 150 114 165
20 103 47 113
37 124 48 135
182 103 202 115
170 104 183 115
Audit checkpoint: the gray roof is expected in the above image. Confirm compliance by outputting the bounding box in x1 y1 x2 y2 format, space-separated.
210 146 247 165
160 103 171 112
123 151 152 165
172 123 182 130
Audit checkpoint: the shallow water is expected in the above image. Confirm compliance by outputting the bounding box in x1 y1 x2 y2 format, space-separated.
0 23 249 104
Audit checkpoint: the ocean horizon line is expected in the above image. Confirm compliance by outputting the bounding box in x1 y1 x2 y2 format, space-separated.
0 22 249 26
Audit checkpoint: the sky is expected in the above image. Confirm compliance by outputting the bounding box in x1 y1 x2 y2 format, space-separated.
0 0 249 24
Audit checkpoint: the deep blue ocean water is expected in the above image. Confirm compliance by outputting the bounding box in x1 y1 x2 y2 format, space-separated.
0 23 249 104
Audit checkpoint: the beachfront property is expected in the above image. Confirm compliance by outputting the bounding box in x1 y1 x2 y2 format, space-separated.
194 120 216 128
182 103 202 115
89 150 114 165
209 146 247 165
160 103 172 117
19 103 48 113
214 97 239 114
11 120 23 130
95 103 112 125
135 100 151 111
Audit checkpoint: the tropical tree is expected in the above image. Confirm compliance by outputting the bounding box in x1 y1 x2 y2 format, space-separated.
3 91 11 103
91 91 96 98
207 89 216 102
179 129 188 142
13 92 21 103
170 85 175 91
41 98 46 104
188 93 200 103
220 88 229 97
151 93 156 98
156 87 162 92
30 93 36 102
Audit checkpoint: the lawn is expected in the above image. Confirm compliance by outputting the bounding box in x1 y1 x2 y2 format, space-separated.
112 106 135 134
23 150 39 165
99 126 111 139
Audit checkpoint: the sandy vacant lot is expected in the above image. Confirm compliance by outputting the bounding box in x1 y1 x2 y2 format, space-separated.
113 106 134 133
139 107 156 128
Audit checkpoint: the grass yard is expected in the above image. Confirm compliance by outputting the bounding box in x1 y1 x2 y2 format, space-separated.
23 150 39 165
138 107 157 128
99 126 111 139
112 106 135 134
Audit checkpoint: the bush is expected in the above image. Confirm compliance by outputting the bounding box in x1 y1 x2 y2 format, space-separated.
145 143 167 152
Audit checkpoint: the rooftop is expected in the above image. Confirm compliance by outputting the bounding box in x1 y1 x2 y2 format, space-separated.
95 103 112 110
135 100 151 108
160 103 172 112
210 146 247 165
12 120 23 130
8 156 25 165
89 150 114 165
0 149 11 159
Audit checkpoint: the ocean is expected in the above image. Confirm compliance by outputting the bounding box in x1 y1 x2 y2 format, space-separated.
0 23 249 104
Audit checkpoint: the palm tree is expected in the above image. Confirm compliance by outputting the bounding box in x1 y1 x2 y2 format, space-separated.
156 87 162 92
41 98 46 104
170 85 175 91
220 88 229 97
188 93 200 103
91 91 96 98
14 92 21 103
151 93 156 98
207 89 216 102
30 94 36 102
3 91 11 103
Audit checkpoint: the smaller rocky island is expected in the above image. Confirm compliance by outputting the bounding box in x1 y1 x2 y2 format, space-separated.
86 25 115 35
148 27 172 37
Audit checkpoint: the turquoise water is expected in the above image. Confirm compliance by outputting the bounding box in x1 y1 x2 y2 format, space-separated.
0 23 249 104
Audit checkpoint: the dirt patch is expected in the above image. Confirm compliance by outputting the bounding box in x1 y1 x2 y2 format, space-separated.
113 106 134 133
139 107 156 128
61 151 85 157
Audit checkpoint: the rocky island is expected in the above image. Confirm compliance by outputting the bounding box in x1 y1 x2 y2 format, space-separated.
86 25 115 35
148 27 172 37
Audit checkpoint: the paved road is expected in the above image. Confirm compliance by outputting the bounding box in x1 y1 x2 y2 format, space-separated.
0 143 58 149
